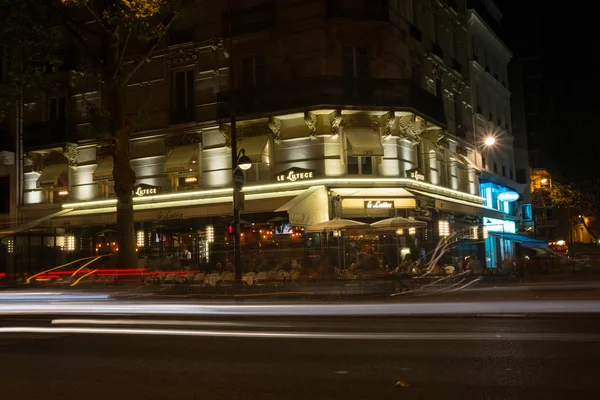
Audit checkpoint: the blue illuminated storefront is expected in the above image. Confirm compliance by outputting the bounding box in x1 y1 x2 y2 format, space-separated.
479 179 520 268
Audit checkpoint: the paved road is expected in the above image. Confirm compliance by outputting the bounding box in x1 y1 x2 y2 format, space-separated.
2 315 600 399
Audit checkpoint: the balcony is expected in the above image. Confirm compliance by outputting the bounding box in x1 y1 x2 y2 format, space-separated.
217 76 445 126
23 119 76 151
326 0 389 21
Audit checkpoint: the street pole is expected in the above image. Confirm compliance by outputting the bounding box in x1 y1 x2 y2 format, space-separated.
228 0 242 286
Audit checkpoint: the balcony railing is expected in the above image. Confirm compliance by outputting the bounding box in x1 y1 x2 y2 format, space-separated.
217 76 445 126
326 0 389 21
23 119 76 151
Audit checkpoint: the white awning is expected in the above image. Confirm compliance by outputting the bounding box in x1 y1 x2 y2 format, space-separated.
37 164 68 188
345 128 384 157
93 156 114 181
331 188 414 198
239 135 268 163
275 186 329 226
459 155 482 171
164 145 198 173
409 189 510 220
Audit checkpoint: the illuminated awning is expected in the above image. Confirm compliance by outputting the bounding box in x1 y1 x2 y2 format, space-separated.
37 164 68 188
345 128 384 157
275 186 329 226
164 145 198 173
239 135 268 163
93 156 114 181
409 189 510 220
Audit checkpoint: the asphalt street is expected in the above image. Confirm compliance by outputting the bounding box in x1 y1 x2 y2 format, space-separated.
2 315 600 399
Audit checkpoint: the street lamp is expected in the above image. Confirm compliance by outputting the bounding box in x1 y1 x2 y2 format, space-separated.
237 149 252 170
484 136 496 146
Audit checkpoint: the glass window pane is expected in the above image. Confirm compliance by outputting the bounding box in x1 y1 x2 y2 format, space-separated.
361 157 372 174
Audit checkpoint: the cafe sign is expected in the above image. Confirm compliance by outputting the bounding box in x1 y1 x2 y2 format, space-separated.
406 167 426 182
275 167 316 183
365 200 395 209
133 183 161 197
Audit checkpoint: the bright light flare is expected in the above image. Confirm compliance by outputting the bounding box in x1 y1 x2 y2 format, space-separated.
484 136 496 146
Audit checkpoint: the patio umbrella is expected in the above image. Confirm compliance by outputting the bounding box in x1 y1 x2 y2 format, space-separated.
306 219 367 271
369 217 427 230
305 218 367 232
268 216 288 224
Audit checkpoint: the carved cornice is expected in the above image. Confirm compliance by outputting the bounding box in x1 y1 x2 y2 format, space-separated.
166 49 198 68
457 145 468 157
268 117 282 144
0 151 15 166
383 112 396 140
397 114 424 144
304 111 318 140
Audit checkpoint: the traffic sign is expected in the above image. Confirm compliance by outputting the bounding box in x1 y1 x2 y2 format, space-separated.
233 167 245 191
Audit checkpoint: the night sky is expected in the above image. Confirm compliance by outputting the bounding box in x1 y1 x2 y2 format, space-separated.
495 0 596 174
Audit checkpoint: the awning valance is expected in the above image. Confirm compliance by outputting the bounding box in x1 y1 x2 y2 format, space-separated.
93 156 114 181
275 186 329 226
164 145 198 173
37 164 68 188
345 128 384 157
489 232 549 248
238 135 268 163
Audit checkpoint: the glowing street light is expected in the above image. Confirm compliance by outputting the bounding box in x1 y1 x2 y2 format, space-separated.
484 136 496 146
237 149 252 170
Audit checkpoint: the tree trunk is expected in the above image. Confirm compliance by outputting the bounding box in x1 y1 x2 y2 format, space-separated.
108 87 137 269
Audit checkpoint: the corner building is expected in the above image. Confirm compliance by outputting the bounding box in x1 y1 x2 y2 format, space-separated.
1 0 520 273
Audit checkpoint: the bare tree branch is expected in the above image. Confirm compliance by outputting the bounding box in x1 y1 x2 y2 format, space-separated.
62 21 102 65
83 2 111 35
115 28 132 81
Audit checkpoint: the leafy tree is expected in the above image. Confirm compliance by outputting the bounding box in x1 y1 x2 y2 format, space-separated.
4 0 202 268
549 182 598 239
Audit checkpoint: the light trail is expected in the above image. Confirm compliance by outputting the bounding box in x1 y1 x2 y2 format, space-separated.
1 299 600 316
2 326 600 341
51 319 293 328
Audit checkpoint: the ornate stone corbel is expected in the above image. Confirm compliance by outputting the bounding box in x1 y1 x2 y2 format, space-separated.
63 145 77 167
451 75 465 94
304 111 318 140
0 151 15 166
382 112 396 140
329 109 343 138
432 63 445 79
219 123 231 148
436 131 449 149
268 117 282 144
397 114 423 144
182 131 202 145
457 145 468 157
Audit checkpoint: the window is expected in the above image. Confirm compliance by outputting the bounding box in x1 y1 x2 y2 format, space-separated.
411 64 422 86
49 97 66 121
0 176 9 214
171 69 195 123
416 142 424 170
347 140 373 175
493 162 498 173
435 79 442 99
342 45 369 78
241 55 266 87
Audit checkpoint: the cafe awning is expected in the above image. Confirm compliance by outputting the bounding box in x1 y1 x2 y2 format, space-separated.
164 145 198 173
345 128 384 157
93 156 114 181
489 232 549 248
239 135 268 163
409 189 510 220
37 164 68 188
275 186 329 226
